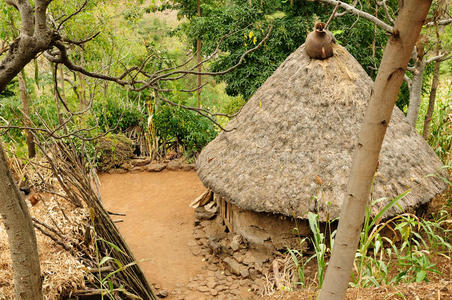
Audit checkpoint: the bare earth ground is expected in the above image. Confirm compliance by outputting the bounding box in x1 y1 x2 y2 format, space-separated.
100 170 451 300
100 170 207 298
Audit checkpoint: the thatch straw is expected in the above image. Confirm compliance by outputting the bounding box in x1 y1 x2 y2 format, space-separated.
197 44 447 221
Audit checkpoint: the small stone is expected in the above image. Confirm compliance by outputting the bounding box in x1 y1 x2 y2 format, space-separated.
108 168 127 174
156 289 169 298
210 289 218 296
223 257 242 276
120 162 133 170
195 207 216 220
131 166 146 172
249 268 258 280
181 163 195 171
197 285 210 293
131 158 151 166
167 160 182 170
207 280 217 289
193 228 205 240
240 268 250 278
147 163 166 172
230 234 242 251
208 238 221 253
215 284 228 292
242 252 255 266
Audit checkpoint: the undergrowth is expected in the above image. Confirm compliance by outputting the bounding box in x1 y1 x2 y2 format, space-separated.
285 181 451 292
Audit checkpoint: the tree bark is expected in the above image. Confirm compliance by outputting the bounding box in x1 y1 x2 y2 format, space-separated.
17 71 36 158
318 1 432 299
406 60 426 127
422 60 440 138
0 143 42 299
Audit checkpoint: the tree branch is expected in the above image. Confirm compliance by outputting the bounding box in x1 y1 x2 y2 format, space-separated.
311 0 394 33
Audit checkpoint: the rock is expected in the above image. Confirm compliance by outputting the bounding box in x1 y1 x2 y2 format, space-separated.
230 235 242 251
249 268 258 280
207 280 217 289
233 252 244 263
167 160 182 170
195 207 216 220
108 168 127 174
240 268 250 278
190 246 202 256
215 284 228 292
156 289 169 298
197 285 210 293
210 289 218 296
131 158 151 167
147 163 166 172
131 166 146 172
223 257 242 276
181 163 196 171
207 264 218 272
242 252 255 266
208 238 220 253
120 162 133 170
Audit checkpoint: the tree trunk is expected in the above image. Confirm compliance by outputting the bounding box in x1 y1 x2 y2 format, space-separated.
17 72 36 158
422 59 441 139
406 60 426 127
318 1 432 299
0 142 42 299
196 0 202 108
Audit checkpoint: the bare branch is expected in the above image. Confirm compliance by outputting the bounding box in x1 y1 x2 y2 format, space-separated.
403 75 412 90
325 3 340 29
311 0 393 33
150 24 273 83
426 18 452 26
57 0 87 31
376 0 395 24
62 31 100 49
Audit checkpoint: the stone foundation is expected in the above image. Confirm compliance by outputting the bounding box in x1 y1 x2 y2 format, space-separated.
215 194 309 250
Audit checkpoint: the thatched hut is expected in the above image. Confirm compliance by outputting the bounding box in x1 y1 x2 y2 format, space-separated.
196 44 447 249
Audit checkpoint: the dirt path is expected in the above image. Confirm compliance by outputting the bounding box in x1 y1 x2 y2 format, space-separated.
99 170 206 296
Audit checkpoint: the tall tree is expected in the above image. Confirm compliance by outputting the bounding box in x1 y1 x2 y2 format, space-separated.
0 142 42 299
318 0 432 298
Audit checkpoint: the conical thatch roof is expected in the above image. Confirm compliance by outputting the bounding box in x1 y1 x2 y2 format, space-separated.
197 44 447 221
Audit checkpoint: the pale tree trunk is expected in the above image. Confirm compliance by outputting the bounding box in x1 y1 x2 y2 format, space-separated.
406 59 426 127
58 64 67 104
422 59 441 138
318 1 432 299
196 0 202 108
0 143 42 299
17 72 36 158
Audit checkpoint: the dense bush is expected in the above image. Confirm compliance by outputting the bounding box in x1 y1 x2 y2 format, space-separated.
154 104 217 156
90 97 145 133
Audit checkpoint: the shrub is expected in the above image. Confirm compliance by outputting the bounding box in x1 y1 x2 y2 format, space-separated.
154 104 217 157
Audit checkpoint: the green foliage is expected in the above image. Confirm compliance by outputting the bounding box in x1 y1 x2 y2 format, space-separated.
90 97 145 133
289 188 451 290
176 0 390 100
416 76 451 164
154 104 217 156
